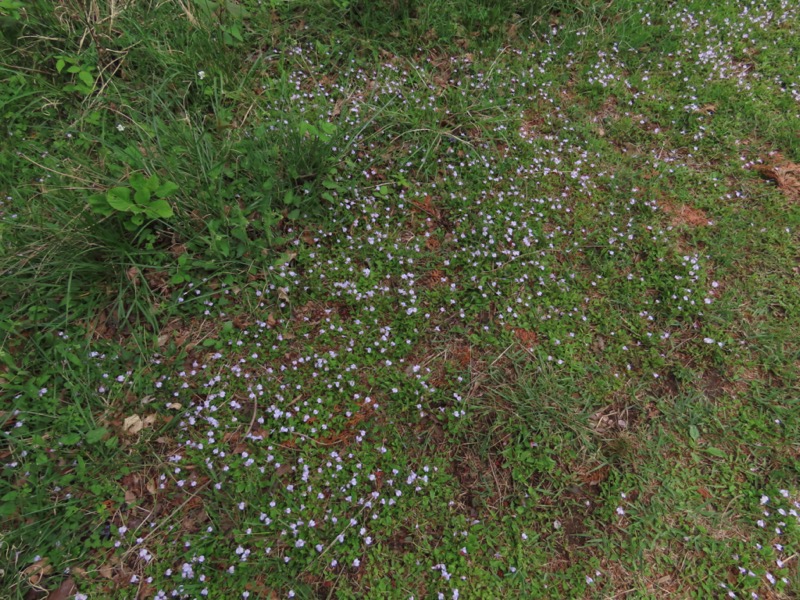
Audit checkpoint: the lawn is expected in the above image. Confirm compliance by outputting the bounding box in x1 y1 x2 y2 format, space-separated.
1 0 799 598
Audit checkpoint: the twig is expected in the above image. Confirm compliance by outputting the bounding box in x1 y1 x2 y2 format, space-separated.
490 343 514 367
18 154 94 185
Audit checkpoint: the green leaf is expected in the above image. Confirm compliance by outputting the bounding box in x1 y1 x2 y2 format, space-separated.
63 351 82 368
705 447 726 458
147 199 173 219
274 251 297 266
155 181 179 198
225 23 243 42
287 208 301 220
78 70 94 87
225 0 249 17
87 194 114 217
689 425 699 441
192 0 219 17
145 174 160 192
129 172 147 191
134 187 150 204
59 433 81 446
107 187 133 211
86 428 108 444
232 226 249 242
55 58 65 73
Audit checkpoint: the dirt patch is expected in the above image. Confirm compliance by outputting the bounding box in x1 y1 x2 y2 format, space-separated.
756 154 800 201
421 268 448 289
510 327 539 347
451 449 511 515
659 198 711 227
701 369 726 400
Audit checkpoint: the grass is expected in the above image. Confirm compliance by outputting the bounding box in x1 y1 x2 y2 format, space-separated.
2 0 800 598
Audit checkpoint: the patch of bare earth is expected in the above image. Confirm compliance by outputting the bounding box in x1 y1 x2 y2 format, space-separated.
659 198 711 228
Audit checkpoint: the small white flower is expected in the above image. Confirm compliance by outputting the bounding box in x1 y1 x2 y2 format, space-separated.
116 123 125 132
198 70 206 80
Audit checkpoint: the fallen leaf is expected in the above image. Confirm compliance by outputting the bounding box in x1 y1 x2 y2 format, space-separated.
277 287 290 302
46 577 77 600
23 557 52 586
757 159 800 201
694 103 717 115
98 564 113 579
124 490 137 504
143 413 157 427
122 414 143 435
301 230 315 246
126 266 139 284
167 403 182 410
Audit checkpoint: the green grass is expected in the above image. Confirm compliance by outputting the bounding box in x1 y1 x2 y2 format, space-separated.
2 0 800 598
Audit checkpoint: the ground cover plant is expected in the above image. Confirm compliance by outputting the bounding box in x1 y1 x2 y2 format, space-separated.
1 0 800 598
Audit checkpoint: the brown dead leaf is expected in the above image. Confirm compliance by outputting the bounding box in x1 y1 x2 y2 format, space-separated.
23 558 52 586
579 465 610 486
695 103 717 115
98 564 114 579
277 287 290 302
301 230 316 246
46 577 77 600
122 414 143 435
757 157 800 201
126 266 139 285
124 489 137 504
